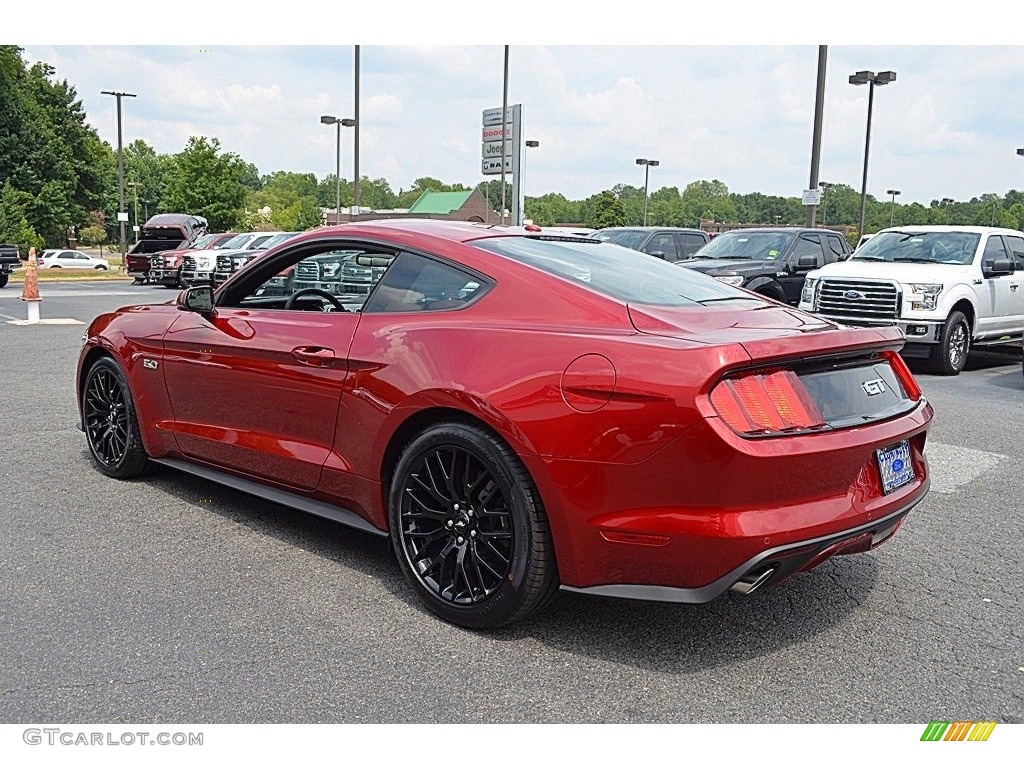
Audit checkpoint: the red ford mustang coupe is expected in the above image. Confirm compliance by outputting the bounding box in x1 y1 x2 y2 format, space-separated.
77 220 932 629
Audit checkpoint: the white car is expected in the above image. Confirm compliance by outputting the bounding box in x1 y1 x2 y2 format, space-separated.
39 250 110 270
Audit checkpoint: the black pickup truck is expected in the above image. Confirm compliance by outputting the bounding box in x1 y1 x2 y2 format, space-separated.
0 244 20 288
677 227 852 305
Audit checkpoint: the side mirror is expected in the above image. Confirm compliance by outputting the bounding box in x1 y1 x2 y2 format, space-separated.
178 285 214 313
648 250 666 259
796 255 820 271
982 258 1014 278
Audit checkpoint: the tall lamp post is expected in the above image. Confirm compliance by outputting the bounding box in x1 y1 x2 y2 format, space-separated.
819 182 834 227
849 69 896 242
101 90 137 266
321 115 356 225
635 158 659 226
126 181 140 243
941 196 955 224
523 140 539 221
886 188 901 227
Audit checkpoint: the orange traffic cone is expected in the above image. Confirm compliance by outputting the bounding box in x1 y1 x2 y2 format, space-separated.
20 246 41 322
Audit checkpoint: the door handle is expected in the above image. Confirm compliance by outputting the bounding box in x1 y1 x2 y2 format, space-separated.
291 346 335 366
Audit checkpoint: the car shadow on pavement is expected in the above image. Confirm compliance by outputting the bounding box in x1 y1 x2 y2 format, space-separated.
138 457 882 673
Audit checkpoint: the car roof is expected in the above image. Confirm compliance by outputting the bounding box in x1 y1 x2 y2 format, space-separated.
595 226 706 233
873 225 1022 235
293 218 558 245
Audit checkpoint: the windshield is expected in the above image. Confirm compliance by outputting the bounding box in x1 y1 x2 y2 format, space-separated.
189 233 218 250
472 236 752 306
590 229 647 250
851 231 980 264
692 231 795 260
253 232 298 250
220 233 256 249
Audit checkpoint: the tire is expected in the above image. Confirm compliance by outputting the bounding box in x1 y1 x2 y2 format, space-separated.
0 273 8 288
928 310 971 375
95 265 106 270
388 422 558 630
82 356 149 478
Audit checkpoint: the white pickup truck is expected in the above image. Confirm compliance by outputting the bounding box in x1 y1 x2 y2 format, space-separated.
799 226 1024 375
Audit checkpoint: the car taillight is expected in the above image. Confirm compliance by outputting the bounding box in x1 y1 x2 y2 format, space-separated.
881 350 922 400
710 369 825 436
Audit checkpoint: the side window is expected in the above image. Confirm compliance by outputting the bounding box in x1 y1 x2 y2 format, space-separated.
825 235 848 263
363 253 487 313
1005 235 1024 270
678 233 707 259
792 234 825 265
982 235 1009 262
643 233 679 261
220 243 397 312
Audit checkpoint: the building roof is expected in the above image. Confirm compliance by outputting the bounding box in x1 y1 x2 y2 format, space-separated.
407 190 475 215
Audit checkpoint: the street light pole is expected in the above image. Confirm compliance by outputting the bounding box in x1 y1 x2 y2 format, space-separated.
941 197 955 224
101 90 137 265
849 70 896 242
127 181 140 242
805 45 828 227
353 45 361 213
635 158 659 226
886 188 901 227
819 182 833 227
524 140 539 221
321 115 356 225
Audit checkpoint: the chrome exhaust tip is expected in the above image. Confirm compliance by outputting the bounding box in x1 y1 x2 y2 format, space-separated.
730 567 776 595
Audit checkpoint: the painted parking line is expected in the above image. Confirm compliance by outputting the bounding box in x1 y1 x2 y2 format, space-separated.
924 441 1005 494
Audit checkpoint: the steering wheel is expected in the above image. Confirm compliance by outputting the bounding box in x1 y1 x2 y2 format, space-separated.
284 287 347 312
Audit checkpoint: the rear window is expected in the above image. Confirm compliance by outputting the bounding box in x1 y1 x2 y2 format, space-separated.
472 236 751 306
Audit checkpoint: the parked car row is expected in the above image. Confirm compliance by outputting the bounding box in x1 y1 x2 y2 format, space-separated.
586 223 1022 376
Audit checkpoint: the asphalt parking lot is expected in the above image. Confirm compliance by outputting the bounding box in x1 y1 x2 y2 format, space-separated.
1 282 1022 723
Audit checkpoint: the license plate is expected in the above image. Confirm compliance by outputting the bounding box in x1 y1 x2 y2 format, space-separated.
876 440 915 495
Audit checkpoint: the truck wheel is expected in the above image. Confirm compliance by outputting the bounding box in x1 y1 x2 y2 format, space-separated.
929 310 970 375
0 273 8 288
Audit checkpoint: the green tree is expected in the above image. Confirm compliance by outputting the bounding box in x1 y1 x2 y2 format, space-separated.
0 46 114 246
0 182 44 255
162 137 251 231
586 191 628 228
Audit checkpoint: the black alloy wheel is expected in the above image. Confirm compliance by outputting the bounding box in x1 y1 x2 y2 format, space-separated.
389 422 558 629
82 357 149 478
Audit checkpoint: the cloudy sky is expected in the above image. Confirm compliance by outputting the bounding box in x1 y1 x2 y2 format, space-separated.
17 4 1024 207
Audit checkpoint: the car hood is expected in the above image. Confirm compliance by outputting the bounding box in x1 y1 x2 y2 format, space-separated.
681 258 785 275
809 260 975 283
626 300 903 361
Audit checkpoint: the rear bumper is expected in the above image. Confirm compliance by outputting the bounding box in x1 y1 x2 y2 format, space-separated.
529 398 932 595
561 486 924 603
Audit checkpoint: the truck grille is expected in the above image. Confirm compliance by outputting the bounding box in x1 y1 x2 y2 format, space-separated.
816 279 900 322
150 255 165 269
216 254 233 272
295 260 319 281
182 255 196 271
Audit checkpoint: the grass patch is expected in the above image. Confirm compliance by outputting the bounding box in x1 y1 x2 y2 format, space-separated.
7 269 133 282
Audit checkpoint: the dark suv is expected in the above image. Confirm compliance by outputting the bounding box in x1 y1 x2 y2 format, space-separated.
0 244 20 288
590 227 710 262
679 227 851 305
